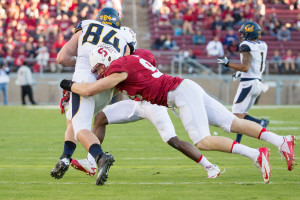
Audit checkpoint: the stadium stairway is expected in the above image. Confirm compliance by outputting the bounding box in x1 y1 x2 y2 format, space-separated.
121 0 151 49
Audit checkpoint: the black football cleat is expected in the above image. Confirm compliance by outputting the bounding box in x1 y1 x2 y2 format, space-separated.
50 157 71 179
261 119 269 128
96 153 115 186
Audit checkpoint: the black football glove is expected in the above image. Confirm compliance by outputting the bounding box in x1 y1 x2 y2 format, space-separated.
217 57 230 67
60 79 74 91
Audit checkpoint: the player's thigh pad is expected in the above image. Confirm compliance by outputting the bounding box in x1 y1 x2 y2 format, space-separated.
93 88 114 115
138 101 177 143
103 100 143 124
232 80 261 114
69 72 96 138
168 79 210 145
203 92 236 133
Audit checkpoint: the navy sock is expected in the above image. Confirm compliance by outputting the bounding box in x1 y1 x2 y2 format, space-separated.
244 115 262 124
60 141 76 159
89 143 104 159
236 115 261 143
235 134 242 143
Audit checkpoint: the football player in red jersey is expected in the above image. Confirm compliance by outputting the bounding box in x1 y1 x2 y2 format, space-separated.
71 48 222 179
61 44 295 183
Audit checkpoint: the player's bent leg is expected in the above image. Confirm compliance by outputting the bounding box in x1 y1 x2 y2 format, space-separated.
232 119 296 170
71 111 107 176
93 111 109 144
196 136 233 152
167 137 222 178
168 80 211 147
50 119 76 179
77 129 115 185
141 100 221 178
197 136 271 183
167 136 201 162
74 100 142 177
233 113 247 143
230 118 263 138
65 119 77 143
141 102 177 143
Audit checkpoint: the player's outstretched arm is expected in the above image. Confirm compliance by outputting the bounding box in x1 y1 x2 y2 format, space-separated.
56 31 81 66
217 51 252 72
229 51 252 72
60 72 128 96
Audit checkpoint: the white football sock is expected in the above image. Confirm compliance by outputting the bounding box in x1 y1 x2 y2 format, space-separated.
197 155 213 169
259 130 284 148
87 152 97 166
232 143 260 161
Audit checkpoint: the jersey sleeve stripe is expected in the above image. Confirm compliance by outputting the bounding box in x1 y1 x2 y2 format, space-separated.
75 22 83 33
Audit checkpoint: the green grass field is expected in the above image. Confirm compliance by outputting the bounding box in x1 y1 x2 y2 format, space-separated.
0 106 299 200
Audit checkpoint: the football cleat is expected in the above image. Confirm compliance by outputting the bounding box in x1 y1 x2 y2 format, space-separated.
50 157 71 179
260 119 269 128
279 135 296 171
255 147 271 184
96 153 115 185
205 164 222 178
71 159 96 176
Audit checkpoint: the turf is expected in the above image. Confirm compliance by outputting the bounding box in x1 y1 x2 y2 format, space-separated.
0 106 299 200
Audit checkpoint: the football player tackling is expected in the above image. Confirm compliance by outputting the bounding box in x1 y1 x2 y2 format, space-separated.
61 44 295 183
71 48 222 179
217 22 269 143
50 7 129 186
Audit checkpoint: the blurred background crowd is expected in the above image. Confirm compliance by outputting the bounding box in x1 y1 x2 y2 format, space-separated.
0 0 299 105
0 0 122 73
148 0 300 75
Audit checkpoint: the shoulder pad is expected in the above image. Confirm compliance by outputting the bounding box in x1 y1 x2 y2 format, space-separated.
239 43 251 53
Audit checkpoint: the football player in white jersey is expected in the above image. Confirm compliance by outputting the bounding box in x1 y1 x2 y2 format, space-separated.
50 7 130 186
70 28 221 179
217 22 269 143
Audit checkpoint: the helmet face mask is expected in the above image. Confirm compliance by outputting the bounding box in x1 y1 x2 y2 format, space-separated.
96 7 121 29
239 22 261 40
89 44 121 77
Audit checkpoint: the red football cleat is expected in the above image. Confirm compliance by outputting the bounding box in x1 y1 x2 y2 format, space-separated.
279 135 296 171
255 147 271 184
71 159 96 176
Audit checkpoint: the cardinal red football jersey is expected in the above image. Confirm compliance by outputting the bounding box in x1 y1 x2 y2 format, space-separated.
104 55 183 106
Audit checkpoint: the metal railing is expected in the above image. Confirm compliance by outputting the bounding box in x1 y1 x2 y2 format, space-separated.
3 53 300 105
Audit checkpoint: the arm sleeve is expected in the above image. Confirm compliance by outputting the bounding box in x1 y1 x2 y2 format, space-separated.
239 44 251 53
105 58 128 76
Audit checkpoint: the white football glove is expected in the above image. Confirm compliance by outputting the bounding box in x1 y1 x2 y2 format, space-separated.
232 71 241 81
217 57 229 67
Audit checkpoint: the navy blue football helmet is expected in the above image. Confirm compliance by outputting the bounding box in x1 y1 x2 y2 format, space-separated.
239 22 261 40
96 7 121 29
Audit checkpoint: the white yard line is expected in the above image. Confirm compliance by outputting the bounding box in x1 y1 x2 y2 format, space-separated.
269 127 300 131
24 105 300 110
0 181 300 185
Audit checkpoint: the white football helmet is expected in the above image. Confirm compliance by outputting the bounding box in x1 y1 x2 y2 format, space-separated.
89 43 121 73
121 26 137 54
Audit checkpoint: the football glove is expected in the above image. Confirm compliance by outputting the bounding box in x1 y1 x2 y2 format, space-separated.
217 57 230 67
60 79 74 91
232 71 242 81
60 89 70 114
